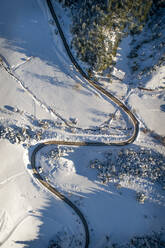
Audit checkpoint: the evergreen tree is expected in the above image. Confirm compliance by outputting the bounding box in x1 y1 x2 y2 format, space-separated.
56 0 155 74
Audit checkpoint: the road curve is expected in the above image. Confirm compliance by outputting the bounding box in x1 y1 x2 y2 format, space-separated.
30 1 139 247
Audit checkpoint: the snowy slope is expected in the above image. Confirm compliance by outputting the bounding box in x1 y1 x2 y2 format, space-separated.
0 0 165 248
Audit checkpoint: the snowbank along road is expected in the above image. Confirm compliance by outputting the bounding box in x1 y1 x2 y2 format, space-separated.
31 0 140 247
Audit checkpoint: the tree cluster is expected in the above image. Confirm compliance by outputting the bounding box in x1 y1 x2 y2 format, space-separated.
56 0 157 74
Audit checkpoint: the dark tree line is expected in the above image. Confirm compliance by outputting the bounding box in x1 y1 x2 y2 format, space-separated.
56 0 164 74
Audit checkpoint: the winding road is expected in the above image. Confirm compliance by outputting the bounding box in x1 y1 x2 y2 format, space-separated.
31 0 139 247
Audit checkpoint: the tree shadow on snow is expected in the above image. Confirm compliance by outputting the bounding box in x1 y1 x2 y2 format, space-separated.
13 143 165 247
0 0 103 98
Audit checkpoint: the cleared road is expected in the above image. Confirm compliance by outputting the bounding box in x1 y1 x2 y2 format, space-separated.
31 1 139 247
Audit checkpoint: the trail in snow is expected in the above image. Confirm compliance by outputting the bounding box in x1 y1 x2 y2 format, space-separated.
0 171 25 186
0 213 30 247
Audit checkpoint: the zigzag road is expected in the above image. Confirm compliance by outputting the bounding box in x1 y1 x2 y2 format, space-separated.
31 0 139 247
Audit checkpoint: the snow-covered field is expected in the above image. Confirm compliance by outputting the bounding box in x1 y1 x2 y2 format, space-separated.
0 0 165 247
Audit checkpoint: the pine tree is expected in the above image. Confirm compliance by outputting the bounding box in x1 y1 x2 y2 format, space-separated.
56 0 154 74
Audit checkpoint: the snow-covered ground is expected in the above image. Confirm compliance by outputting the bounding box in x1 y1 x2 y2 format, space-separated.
0 0 165 247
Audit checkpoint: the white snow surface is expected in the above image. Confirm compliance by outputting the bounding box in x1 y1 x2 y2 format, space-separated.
0 0 165 247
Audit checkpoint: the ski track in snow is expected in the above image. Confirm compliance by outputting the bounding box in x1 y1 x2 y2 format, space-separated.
11 56 34 72
0 212 30 247
0 60 69 125
0 171 25 186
